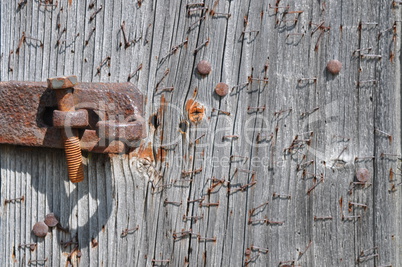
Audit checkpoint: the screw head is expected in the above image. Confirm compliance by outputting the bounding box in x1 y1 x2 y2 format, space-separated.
47 75 78 90
215 82 229 97
356 168 370 183
197 60 212 75
326 60 342 75
32 222 49 237
44 213 59 227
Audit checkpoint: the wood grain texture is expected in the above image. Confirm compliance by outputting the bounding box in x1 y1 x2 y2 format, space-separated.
1 0 401 266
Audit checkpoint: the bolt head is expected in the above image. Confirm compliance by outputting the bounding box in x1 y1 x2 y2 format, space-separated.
44 213 59 227
32 222 49 237
197 60 212 75
215 82 229 97
356 168 370 183
47 75 78 90
326 60 342 75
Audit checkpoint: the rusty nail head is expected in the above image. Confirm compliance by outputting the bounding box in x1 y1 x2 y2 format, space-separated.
356 168 370 183
32 222 49 237
215 82 229 97
44 213 59 227
326 60 342 75
47 75 78 89
197 60 212 75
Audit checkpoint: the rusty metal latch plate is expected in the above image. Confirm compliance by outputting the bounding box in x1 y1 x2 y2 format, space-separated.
0 81 145 153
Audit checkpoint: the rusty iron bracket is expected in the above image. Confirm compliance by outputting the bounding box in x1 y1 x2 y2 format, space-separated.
0 79 146 154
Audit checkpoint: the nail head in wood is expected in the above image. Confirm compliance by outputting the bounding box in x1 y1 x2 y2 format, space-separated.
197 60 212 75
215 82 229 97
44 213 59 227
32 222 49 237
356 168 370 183
326 60 342 75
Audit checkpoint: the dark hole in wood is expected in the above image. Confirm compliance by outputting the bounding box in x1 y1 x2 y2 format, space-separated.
150 114 159 129
179 121 188 133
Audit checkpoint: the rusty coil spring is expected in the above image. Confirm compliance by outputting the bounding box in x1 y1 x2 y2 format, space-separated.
64 136 84 183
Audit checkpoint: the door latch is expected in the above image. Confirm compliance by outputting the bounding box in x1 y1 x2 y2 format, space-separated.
0 76 146 182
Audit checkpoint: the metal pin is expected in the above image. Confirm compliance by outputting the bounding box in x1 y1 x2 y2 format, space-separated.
127 63 143 81
28 258 48 265
251 245 269 253
193 38 209 55
188 16 206 31
95 56 111 75
187 3 204 8
181 167 202 177
56 27 67 47
121 21 130 48
279 260 295 266
15 32 26 55
297 160 314 171
210 11 231 17
380 152 401 159
353 47 372 55
155 68 170 88
18 243 37 251
159 39 188 63
173 229 199 239
89 5 103 22
152 259 170 263
298 77 317 83
248 77 269 83
360 54 382 59
230 155 248 163
84 27 96 46
314 216 333 221
307 177 324 195
188 7 208 15
198 236 216 242
231 82 249 92
164 198 182 206
300 107 319 118
190 134 206 145
375 128 392 142
249 201 269 217
247 105 266 112
272 192 291 199
348 201 368 211
299 240 313 257
356 80 377 87
267 219 284 225
121 225 139 237
360 246 378 256
187 197 205 203
342 215 361 221
222 135 239 141
4 195 24 204
200 201 219 207
357 254 379 263
245 253 260 265
183 214 204 222
286 33 305 39
257 132 273 143
229 181 257 193
156 87 174 92
212 108 231 116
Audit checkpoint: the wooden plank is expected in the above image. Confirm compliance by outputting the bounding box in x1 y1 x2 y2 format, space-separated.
1 0 402 266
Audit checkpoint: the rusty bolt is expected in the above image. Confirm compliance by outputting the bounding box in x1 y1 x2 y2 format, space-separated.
326 60 342 75
48 75 84 183
197 60 212 75
44 213 59 227
356 168 370 183
32 222 49 237
215 82 229 97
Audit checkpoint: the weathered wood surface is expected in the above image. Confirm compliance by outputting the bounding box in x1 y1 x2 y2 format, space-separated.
1 0 402 266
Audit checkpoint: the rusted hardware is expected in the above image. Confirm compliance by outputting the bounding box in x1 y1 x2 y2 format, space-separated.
49 76 85 183
0 79 145 154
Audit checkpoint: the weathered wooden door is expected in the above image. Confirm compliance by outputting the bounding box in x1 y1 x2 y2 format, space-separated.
1 0 402 266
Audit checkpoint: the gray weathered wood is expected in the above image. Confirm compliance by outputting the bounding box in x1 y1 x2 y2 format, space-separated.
1 0 402 266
